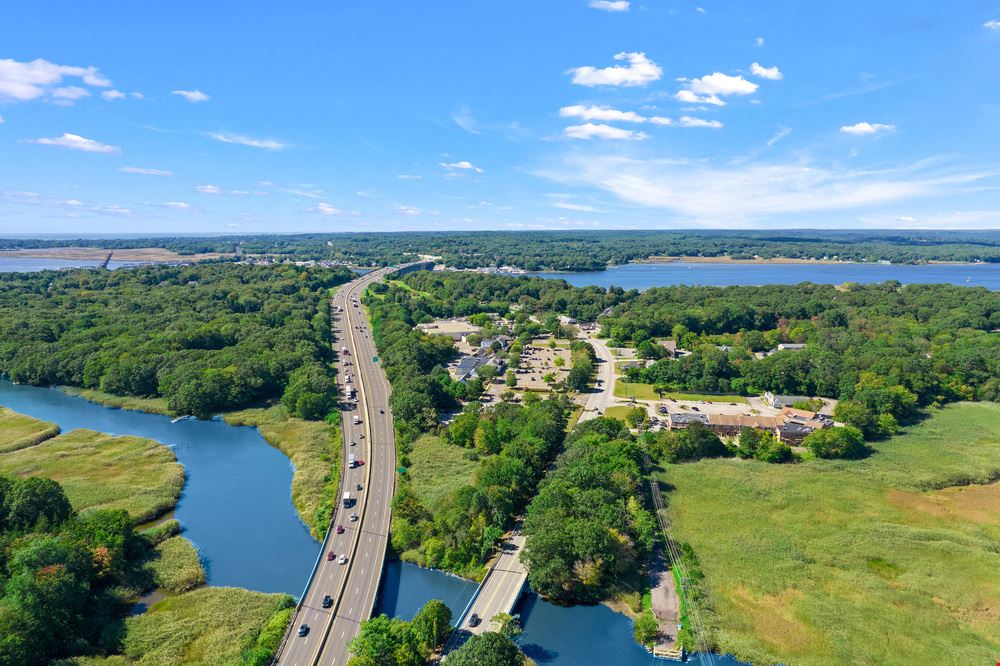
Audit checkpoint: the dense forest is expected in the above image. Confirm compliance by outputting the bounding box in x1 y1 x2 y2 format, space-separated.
4 229 999 270
0 264 354 418
0 475 157 665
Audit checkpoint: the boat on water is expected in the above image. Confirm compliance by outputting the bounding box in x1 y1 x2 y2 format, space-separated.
170 415 194 423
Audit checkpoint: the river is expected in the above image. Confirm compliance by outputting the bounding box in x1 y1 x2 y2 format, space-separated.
0 257 142 272
0 380 318 595
0 381 745 664
527 261 1000 290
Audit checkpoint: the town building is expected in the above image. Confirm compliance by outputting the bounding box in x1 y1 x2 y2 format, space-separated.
763 391 811 409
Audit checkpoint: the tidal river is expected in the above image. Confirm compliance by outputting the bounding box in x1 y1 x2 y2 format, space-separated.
0 380 745 664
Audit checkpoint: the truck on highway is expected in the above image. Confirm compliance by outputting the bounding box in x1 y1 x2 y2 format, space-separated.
342 492 354 508
345 383 355 399
353 415 361 425
348 453 357 469
342 346 350 356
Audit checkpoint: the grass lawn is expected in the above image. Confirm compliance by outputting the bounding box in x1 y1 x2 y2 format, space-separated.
224 405 340 539
0 406 60 452
660 402 1000 665
120 586 293 666
146 536 206 594
614 381 748 404
0 428 183 523
603 405 637 422
406 434 477 509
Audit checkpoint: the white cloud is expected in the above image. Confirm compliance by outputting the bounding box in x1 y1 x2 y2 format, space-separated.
0 115 4 124
677 116 723 128
677 72 759 106
281 187 324 199
984 19 1000 30
674 89 723 106
553 201 603 212
394 204 421 216
309 202 343 215
440 160 484 173
101 89 126 101
588 0 630 11
119 166 172 176
559 104 645 123
569 52 662 87
540 155 993 223
0 58 111 103
33 132 120 153
194 184 221 194
840 122 896 135
206 132 286 150
750 62 783 80
172 89 209 103
163 201 191 210
397 174 422 180
755 37 765 47
452 106 480 134
564 123 648 140
130 92 144 99
695 6 706 13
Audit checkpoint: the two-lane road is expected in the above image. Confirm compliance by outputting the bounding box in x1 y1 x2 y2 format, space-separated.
279 267 396 666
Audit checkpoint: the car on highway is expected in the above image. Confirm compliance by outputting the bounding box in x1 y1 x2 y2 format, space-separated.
468 613 481 627
335 525 344 534
338 555 348 565
297 623 309 637
350 440 356 446
349 512 358 522
322 595 333 608
379 408 384 414
356 483 363 491
326 550 335 561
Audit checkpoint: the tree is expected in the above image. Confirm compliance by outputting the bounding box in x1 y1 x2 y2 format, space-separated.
803 426 866 459
445 632 522 666
2 477 72 532
410 599 452 651
656 422 732 463
490 612 522 640
625 406 649 430
633 611 660 647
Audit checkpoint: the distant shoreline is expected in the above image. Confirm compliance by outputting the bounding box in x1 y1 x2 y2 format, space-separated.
0 247 227 262
635 255 989 266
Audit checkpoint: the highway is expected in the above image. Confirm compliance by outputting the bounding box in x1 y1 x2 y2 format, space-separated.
579 333 617 423
278 267 396 666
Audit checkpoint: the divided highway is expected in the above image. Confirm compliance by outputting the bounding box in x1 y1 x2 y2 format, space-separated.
278 267 396 666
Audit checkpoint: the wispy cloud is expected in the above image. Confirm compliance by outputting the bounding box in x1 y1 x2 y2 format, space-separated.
0 58 111 103
194 184 221 194
766 127 792 147
397 174 422 180
840 121 895 135
677 116 722 128
101 89 126 101
119 166 172 176
539 154 996 223
569 52 662 87
172 89 209 103
984 19 1000 30
206 132 286 150
452 106 481 134
162 201 191 210
309 202 343 215
588 0 630 11
755 37 765 47
32 132 120 153
564 123 648 140
393 204 422 216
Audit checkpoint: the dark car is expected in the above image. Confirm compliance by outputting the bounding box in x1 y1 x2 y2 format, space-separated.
335 525 345 534
322 595 333 609
379 408 385 414
298 623 309 637
326 550 335 561
468 613 481 627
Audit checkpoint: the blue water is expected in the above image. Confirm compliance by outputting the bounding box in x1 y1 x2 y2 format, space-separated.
0 257 143 272
0 380 319 595
528 261 1000 290
376 560 747 666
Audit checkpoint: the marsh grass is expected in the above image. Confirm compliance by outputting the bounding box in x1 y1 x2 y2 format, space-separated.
0 428 183 522
146 536 206 593
64 387 172 415
0 406 60 452
121 587 294 666
660 402 1000 665
224 405 340 538
406 434 477 509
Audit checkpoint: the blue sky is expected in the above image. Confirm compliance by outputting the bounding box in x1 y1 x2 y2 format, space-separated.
2 1 999 234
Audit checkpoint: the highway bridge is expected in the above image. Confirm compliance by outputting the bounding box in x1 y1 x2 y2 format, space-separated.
277 266 397 666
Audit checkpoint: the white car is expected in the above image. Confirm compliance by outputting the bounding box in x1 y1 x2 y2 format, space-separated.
338 555 348 565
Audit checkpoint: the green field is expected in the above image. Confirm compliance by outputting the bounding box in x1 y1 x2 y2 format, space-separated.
603 405 637 422
0 406 60 452
0 428 183 522
406 434 478 509
614 381 748 403
119 586 293 666
661 403 1000 665
224 405 340 538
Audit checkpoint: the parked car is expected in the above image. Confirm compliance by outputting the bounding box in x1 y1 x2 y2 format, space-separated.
468 613 481 627
326 550 335 561
335 525 345 534
322 595 333 609
298 624 309 637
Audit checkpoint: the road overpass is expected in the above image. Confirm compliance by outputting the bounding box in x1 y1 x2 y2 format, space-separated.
277 266 397 666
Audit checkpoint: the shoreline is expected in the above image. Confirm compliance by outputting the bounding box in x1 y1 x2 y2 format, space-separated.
634 255 991 266
0 246 228 262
